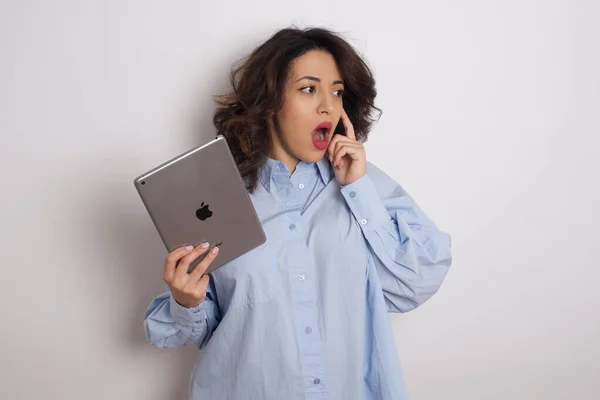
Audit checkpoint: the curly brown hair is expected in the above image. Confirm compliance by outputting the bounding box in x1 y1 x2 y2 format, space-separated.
212 26 381 193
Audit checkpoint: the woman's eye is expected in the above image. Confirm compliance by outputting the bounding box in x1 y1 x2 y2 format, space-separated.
300 86 315 93
299 86 344 96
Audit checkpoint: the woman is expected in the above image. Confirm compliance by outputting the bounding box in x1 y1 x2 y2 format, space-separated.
144 27 452 400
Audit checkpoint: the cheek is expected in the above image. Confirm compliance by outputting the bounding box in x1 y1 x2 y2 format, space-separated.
280 96 305 119
278 102 296 123
279 98 311 133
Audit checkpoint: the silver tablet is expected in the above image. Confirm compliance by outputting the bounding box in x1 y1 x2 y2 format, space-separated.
133 135 266 274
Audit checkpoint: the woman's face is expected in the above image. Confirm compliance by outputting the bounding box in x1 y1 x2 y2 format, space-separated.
268 50 345 171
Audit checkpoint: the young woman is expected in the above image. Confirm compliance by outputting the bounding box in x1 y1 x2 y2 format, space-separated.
144 27 452 400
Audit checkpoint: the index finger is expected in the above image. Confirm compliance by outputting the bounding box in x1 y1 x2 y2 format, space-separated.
340 108 356 140
189 246 219 280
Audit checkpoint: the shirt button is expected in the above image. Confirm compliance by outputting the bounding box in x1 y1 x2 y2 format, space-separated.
360 219 368 225
298 274 306 281
289 224 296 230
349 191 356 198
313 378 321 385
305 327 312 334
298 183 305 189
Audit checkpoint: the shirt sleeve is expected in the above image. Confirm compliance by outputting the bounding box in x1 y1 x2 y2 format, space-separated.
340 162 452 312
143 274 221 349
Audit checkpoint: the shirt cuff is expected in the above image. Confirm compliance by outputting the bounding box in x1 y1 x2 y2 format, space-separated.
169 292 207 327
340 174 393 234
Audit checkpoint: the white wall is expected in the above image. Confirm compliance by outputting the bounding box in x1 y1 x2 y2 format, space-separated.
1 1 598 399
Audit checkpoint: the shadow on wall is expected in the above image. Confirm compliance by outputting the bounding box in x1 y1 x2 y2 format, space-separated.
105 54 241 398
110 205 199 400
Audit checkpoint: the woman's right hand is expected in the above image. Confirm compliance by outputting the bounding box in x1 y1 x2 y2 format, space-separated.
163 243 220 309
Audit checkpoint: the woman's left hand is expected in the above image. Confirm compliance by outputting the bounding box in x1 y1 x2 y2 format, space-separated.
327 108 367 186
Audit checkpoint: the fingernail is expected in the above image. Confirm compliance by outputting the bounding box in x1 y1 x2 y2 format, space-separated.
200 242 209 249
185 245 193 250
211 246 219 254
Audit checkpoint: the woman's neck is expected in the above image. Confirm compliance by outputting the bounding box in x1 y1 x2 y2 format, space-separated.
268 132 300 174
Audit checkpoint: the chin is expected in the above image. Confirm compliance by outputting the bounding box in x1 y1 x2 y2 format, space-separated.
299 149 326 163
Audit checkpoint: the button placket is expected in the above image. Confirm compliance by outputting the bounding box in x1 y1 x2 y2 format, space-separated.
278 173 326 396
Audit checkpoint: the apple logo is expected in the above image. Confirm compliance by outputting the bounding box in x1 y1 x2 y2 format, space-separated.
196 202 213 221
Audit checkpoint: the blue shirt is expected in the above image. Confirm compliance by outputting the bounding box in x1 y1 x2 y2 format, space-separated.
144 156 452 399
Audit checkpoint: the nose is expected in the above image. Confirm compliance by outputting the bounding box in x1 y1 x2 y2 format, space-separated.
317 93 334 115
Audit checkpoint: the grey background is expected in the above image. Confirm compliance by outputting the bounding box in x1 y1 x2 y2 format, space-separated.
1 0 598 399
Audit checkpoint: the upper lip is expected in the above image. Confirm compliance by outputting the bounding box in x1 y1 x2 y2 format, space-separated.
314 121 333 135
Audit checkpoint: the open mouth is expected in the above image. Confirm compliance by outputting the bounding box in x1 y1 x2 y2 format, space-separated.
312 122 332 150
315 128 328 140
312 122 333 138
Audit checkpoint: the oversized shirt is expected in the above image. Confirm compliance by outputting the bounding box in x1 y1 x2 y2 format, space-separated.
144 156 452 399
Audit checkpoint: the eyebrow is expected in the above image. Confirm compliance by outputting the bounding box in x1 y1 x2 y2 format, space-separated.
295 76 344 85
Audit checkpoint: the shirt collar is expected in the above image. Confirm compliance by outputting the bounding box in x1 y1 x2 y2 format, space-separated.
257 156 334 192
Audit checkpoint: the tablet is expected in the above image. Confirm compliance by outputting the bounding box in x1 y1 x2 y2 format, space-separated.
133 135 266 274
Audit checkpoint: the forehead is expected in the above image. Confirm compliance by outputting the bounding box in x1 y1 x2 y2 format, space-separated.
288 50 342 80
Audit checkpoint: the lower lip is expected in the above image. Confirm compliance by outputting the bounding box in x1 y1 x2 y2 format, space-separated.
312 132 329 150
